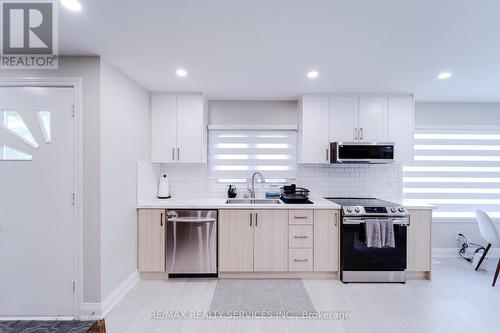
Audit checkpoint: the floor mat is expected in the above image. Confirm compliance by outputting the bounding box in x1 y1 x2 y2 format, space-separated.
0 320 95 333
209 279 316 317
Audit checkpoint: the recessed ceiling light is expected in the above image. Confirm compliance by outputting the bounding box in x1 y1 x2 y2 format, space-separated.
437 72 452 80
60 0 82 11
176 69 187 77
307 71 319 79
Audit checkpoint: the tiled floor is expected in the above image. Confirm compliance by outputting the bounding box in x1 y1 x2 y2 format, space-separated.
105 257 500 333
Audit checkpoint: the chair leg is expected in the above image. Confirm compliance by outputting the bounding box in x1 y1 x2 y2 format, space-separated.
493 258 500 287
475 243 491 271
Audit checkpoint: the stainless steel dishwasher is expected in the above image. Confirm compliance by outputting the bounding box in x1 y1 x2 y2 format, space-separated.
166 210 217 277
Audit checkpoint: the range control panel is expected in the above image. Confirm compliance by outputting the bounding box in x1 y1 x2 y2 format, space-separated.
342 206 408 217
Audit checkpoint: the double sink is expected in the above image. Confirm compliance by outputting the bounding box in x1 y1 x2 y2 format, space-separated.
225 199 282 205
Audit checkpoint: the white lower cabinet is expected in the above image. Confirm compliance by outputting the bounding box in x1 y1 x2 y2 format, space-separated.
218 209 341 273
253 210 288 271
218 210 254 272
137 209 166 272
313 210 339 272
407 209 432 274
289 249 313 272
218 209 288 272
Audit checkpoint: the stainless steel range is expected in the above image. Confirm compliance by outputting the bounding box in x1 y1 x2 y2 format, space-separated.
326 198 410 283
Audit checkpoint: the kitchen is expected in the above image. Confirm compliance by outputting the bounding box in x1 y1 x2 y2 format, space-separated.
0 1 499 333
137 96 432 284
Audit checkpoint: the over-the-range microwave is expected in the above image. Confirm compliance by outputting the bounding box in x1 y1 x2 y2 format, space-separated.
330 142 395 164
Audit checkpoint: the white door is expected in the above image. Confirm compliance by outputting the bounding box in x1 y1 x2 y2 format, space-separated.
330 96 359 142
151 95 177 163
176 94 203 163
0 87 75 316
358 97 388 142
300 95 330 163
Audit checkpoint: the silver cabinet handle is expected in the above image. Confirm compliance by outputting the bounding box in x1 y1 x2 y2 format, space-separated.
294 235 308 239
354 128 358 140
255 213 258 227
325 148 329 161
172 148 175 161
294 259 308 262
160 212 163 227
334 212 338 226
250 213 252 227
177 148 180 160
293 216 308 219
360 128 363 140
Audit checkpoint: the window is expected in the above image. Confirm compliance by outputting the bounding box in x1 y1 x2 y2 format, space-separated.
1 110 39 148
0 144 32 160
209 128 297 184
36 110 51 143
403 127 500 221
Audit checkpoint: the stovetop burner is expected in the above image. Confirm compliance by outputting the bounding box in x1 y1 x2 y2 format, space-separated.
325 197 398 207
325 197 408 217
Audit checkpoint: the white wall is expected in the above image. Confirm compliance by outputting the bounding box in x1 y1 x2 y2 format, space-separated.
100 61 150 300
416 102 500 127
0 56 102 303
137 162 402 205
415 102 500 249
209 100 298 125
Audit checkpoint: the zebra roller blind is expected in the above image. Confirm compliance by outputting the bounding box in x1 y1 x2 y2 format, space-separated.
403 127 500 221
208 128 297 183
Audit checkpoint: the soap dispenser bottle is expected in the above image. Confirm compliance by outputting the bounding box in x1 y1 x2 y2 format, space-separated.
158 173 171 199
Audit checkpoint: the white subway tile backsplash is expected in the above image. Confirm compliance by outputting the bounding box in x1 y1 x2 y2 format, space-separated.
137 163 403 204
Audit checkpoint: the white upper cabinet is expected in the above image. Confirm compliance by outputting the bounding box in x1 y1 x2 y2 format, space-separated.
300 94 414 164
358 97 388 142
176 95 204 163
388 96 414 164
330 96 358 142
151 94 205 163
298 95 330 164
151 95 177 163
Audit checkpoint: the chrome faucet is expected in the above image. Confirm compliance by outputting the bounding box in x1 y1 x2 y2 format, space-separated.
247 172 265 198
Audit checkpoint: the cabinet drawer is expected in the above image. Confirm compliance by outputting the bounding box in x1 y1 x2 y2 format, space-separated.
289 249 313 271
288 225 313 248
288 210 313 225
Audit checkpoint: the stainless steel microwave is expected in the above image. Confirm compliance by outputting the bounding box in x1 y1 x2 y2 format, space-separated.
330 142 395 164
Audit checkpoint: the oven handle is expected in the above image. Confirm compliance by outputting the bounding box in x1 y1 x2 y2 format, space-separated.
343 218 410 226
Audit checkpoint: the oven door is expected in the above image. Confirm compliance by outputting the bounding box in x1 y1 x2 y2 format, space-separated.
341 217 408 272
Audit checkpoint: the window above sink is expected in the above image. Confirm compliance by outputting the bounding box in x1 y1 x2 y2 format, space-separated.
208 126 298 186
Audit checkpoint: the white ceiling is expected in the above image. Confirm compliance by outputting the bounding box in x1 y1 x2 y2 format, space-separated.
59 0 500 101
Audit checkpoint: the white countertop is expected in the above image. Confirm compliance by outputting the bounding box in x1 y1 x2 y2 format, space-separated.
137 195 341 210
404 204 435 210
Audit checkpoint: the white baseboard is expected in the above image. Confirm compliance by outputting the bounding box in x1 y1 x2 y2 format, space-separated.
81 270 139 320
432 247 500 258
80 302 102 320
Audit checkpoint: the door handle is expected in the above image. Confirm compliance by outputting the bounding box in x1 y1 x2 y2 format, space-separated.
255 213 258 227
334 212 338 226
325 148 329 161
294 259 308 262
294 235 308 239
160 212 163 227
177 148 180 161
360 128 363 140
354 128 358 140
250 213 252 227
172 148 175 161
